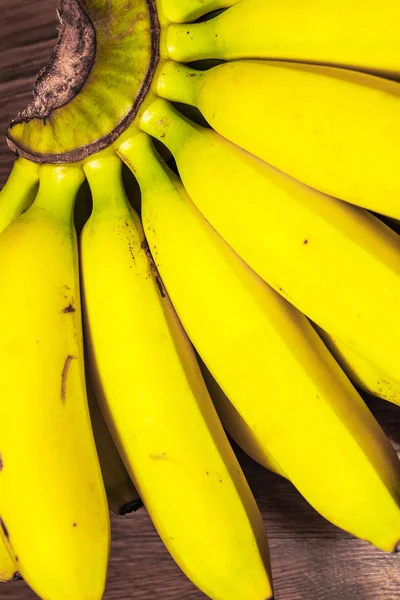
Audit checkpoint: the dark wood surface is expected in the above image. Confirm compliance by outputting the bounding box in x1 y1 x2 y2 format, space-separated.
1 1 400 598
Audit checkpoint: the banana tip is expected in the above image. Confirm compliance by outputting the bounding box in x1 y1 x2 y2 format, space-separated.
394 541 400 554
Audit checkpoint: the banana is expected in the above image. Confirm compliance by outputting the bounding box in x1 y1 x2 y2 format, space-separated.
166 0 400 77
0 164 110 600
0 528 19 583
160 0 240 24
80 154 274 600
197 357 287 478
160 58 400 399
140 99 400 419
118 132 400 552
87 378 143 515
157 60 400 219
0 158 39 233
314 326 400 407
161 60 400 396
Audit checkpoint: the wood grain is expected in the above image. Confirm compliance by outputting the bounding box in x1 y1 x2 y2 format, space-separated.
1 1 400 598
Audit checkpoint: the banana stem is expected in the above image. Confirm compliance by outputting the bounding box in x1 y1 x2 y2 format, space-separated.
167 20 217 62
83 156 128 213
140 98 196 156
33 164 85 224
118 132 172 189
0 158 39 233
156 61 203 107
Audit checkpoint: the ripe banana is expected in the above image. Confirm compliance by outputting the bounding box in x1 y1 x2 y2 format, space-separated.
167 0 400 77
140 99 400 419
0 158 39 233
81 154 274 600
160 59 400 403
161 0 240 24
157 60 400 219
314 326 400 407
87 378 143 515
119 132 400 552
0 529 19 583
0 164 110 600
197 357 287 478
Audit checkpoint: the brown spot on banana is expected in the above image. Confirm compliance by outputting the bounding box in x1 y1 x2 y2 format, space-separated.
61 355 75 402
155 275 166 298
62 303 76 313
0 518 9 539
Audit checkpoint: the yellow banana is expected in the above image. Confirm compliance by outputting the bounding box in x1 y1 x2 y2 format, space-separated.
140 99 400 418
160 59 400 401
0 164 110 600
81 154 273 600
0 158 39 233
158 58 400 403
197 357 287 478
157 60 400 218
167 0 400 77
87 378 143 515
314 326 400 407
160 0 240 24
119 132 400 553
0 529 19 583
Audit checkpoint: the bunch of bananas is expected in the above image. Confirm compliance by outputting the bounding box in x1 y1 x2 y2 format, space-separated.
2 0 400 598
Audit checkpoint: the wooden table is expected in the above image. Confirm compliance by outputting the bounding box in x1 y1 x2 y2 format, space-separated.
1 1 400 597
